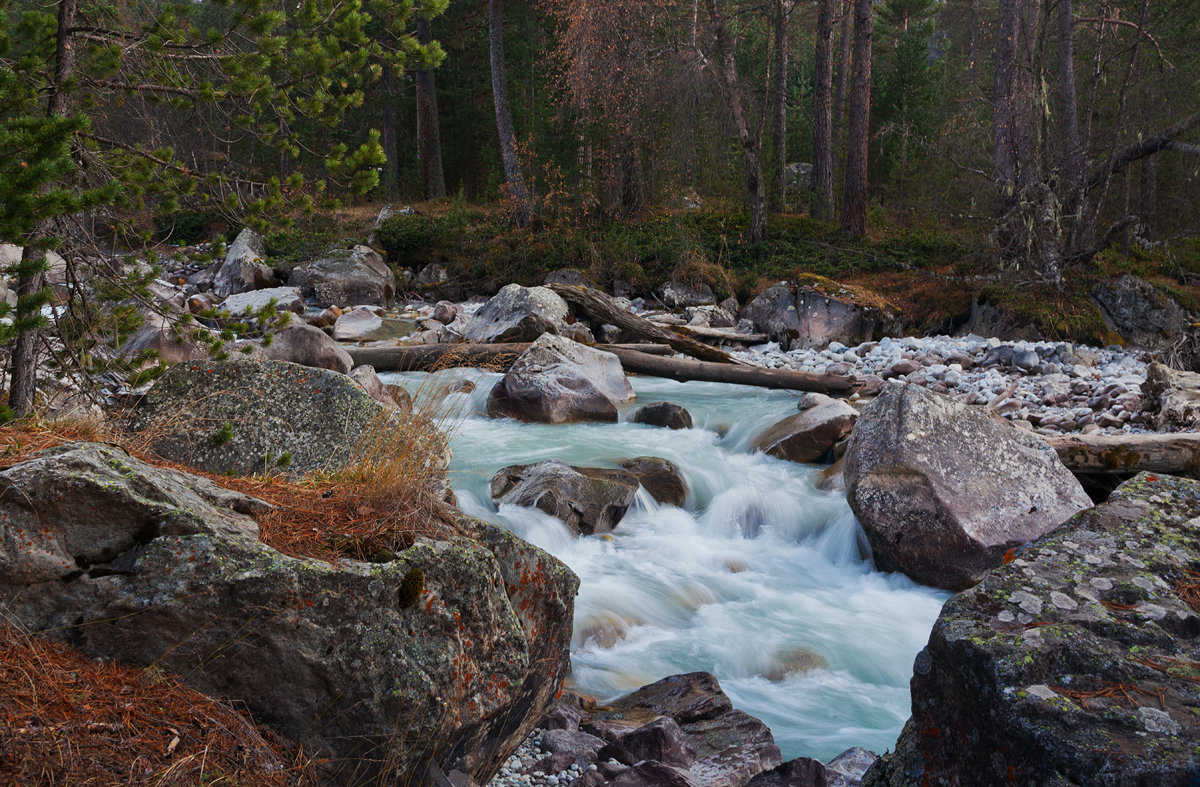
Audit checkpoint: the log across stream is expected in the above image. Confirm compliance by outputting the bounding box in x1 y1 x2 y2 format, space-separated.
382 367 948 762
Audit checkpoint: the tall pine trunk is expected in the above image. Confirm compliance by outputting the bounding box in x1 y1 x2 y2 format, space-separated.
416 18 446 199
379 64 399 200
768 0 788 212
811 0 835 221
840 0 872 237
705 0 767 243
489 0 531 227
1056 0 1081 238
9 0 78 418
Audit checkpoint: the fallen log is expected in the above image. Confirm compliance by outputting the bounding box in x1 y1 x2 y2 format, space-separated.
607 347 858 395
548 283 739 364
346 342 673 372
1042 432 1200 476
675 325 769 343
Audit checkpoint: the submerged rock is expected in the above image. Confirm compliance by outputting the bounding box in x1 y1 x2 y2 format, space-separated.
487 334 635 424
844 382 1091 590
864 473 1200 787
619 456 688 507
0 442 579 785
633 401 693 430
751 394 857 464
490 460 639 536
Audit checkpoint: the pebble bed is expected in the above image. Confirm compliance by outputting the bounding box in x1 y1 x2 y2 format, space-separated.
734 334 1151 436
488 734 597 787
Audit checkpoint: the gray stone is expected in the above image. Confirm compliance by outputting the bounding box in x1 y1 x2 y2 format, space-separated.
793 283 900 351
120 313 212 365
263 321 353 373
740 283 801 347
487 334 634 424
656 280 716 308
289 245 395 308
599 718 696 769
213 228 274 298
619 456 688 507
332 306 383 341
1092 274 1192 351
490 460 639 536
844 382 1092 590
218 286 306 317
751 395 857 464
463 284 570 344
130 358 434 478
633 401 693 430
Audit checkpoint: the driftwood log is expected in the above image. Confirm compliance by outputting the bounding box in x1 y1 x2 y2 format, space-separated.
547 283 739 364
346 342 858 395
346 342 673 372
1042 432 1200 476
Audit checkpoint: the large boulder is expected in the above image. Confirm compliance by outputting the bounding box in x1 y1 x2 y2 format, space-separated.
463 284 571 343
332 306 383 341
751 394 857 464
1092 274 1191 351
212 228 274 298
864 473 1200 787
656 280 716 309
633 401 693 430
740 280 900 350
119 313 212 365
487 334 635 424
262 321 353 373
130 358 438 478
740 282 801 347
0 442 578 785
844 382 1091 590
289 245 396 308
490 460 639 536
1145 361 1200 430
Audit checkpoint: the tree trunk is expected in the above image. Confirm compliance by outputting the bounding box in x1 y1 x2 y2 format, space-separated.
811 0 836 221
1139 155 1157 241
489 0 531 227
1056 0 1081 238
415 18 446 199
9 0 79 419
379 64 399 200
768 0 789 212
832 0 852 162
704 0 767 243
840 0 872 237
968 0 982 87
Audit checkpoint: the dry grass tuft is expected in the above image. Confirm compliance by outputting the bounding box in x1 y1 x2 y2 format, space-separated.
1053 681 1166 711
1174 570 1200 614
0 617 311 785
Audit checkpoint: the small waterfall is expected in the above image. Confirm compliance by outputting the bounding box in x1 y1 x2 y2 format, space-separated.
383 369 949 761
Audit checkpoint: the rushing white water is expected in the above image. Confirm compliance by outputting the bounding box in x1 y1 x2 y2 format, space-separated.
382 369 949 762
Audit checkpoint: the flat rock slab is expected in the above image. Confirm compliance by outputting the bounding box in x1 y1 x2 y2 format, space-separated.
864 473 1200 787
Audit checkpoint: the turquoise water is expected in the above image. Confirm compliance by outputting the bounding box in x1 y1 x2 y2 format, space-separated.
383 369 949 761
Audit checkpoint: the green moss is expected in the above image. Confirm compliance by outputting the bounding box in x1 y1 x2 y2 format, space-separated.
209 422 234 447
398 567 424 609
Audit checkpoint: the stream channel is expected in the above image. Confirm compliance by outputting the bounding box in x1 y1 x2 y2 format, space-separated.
384 368 950 762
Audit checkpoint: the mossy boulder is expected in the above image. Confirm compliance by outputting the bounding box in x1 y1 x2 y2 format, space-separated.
0 442 579 785
130 358 440 479
865 473 1200 786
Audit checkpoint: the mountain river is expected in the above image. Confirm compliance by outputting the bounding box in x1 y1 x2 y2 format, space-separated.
383 368 949 762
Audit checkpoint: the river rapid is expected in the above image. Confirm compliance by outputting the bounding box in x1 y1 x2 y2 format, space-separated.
383 368 949 762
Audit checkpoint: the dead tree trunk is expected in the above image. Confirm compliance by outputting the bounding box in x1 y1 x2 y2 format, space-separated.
769 0 789 212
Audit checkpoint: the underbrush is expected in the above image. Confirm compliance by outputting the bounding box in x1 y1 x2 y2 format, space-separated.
0 615 310 785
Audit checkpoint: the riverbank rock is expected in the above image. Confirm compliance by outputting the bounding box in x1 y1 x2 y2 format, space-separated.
844 382 1091 590
751 394 857 464
131 358 443 479
739 280 899 351
656 280 716 308
1145 361 1200 430
332 306 383 341
864 473 1200 787
1092 274 1191 351
487 334 635 424
633 401 693 430
120 313 211 365
619 456 688 507
463 284 571 343
748 748 877 787
218 286 306 317
0 442 578 785
490 460 639 535
289 245 396 308
213 229 274 298
740 283 801 347
262 321 353 373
